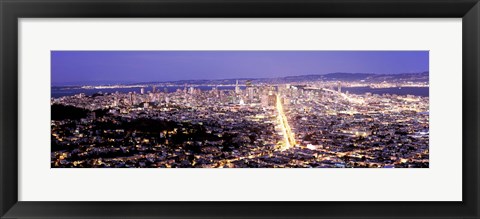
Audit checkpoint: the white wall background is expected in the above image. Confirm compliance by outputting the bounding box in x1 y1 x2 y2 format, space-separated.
19 18 462 201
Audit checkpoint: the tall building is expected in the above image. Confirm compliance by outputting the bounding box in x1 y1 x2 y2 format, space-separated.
268 94 276 106
247 87 255 103
140 88 145 94
261 94 269 107
129 92 134 105
235 80 241 94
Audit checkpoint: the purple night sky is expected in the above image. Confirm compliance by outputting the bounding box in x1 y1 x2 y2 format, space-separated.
51 51 428 85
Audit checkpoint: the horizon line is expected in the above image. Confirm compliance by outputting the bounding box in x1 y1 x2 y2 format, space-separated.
52 71 429 86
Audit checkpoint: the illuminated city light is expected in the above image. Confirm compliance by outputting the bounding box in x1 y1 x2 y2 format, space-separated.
276 94 296 151
51 57 429 168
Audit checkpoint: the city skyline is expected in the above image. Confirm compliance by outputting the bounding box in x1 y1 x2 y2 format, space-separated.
51 51 429 85
51 50 429 168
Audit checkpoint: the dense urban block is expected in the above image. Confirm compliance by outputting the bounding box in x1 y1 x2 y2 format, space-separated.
51 73 429 168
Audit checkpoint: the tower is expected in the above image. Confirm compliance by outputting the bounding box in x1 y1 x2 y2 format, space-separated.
268 94 276 106
248 87 254 100
235 80 240 94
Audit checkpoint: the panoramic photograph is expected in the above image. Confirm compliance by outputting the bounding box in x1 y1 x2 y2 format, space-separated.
51 51 429 168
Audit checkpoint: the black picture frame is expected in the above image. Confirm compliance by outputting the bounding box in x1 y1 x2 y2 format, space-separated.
1 0 479 218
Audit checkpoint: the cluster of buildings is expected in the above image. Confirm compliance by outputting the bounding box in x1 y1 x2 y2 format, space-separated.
280 84 429 168
51 80 429 168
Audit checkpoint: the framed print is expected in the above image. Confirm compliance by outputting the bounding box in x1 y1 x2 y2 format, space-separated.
1 0 479 218
48 50 430 169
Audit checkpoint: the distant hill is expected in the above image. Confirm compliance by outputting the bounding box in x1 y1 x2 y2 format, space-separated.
278 72 429 83
147 71 429 85
53 72 429 87
52 80 135 86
